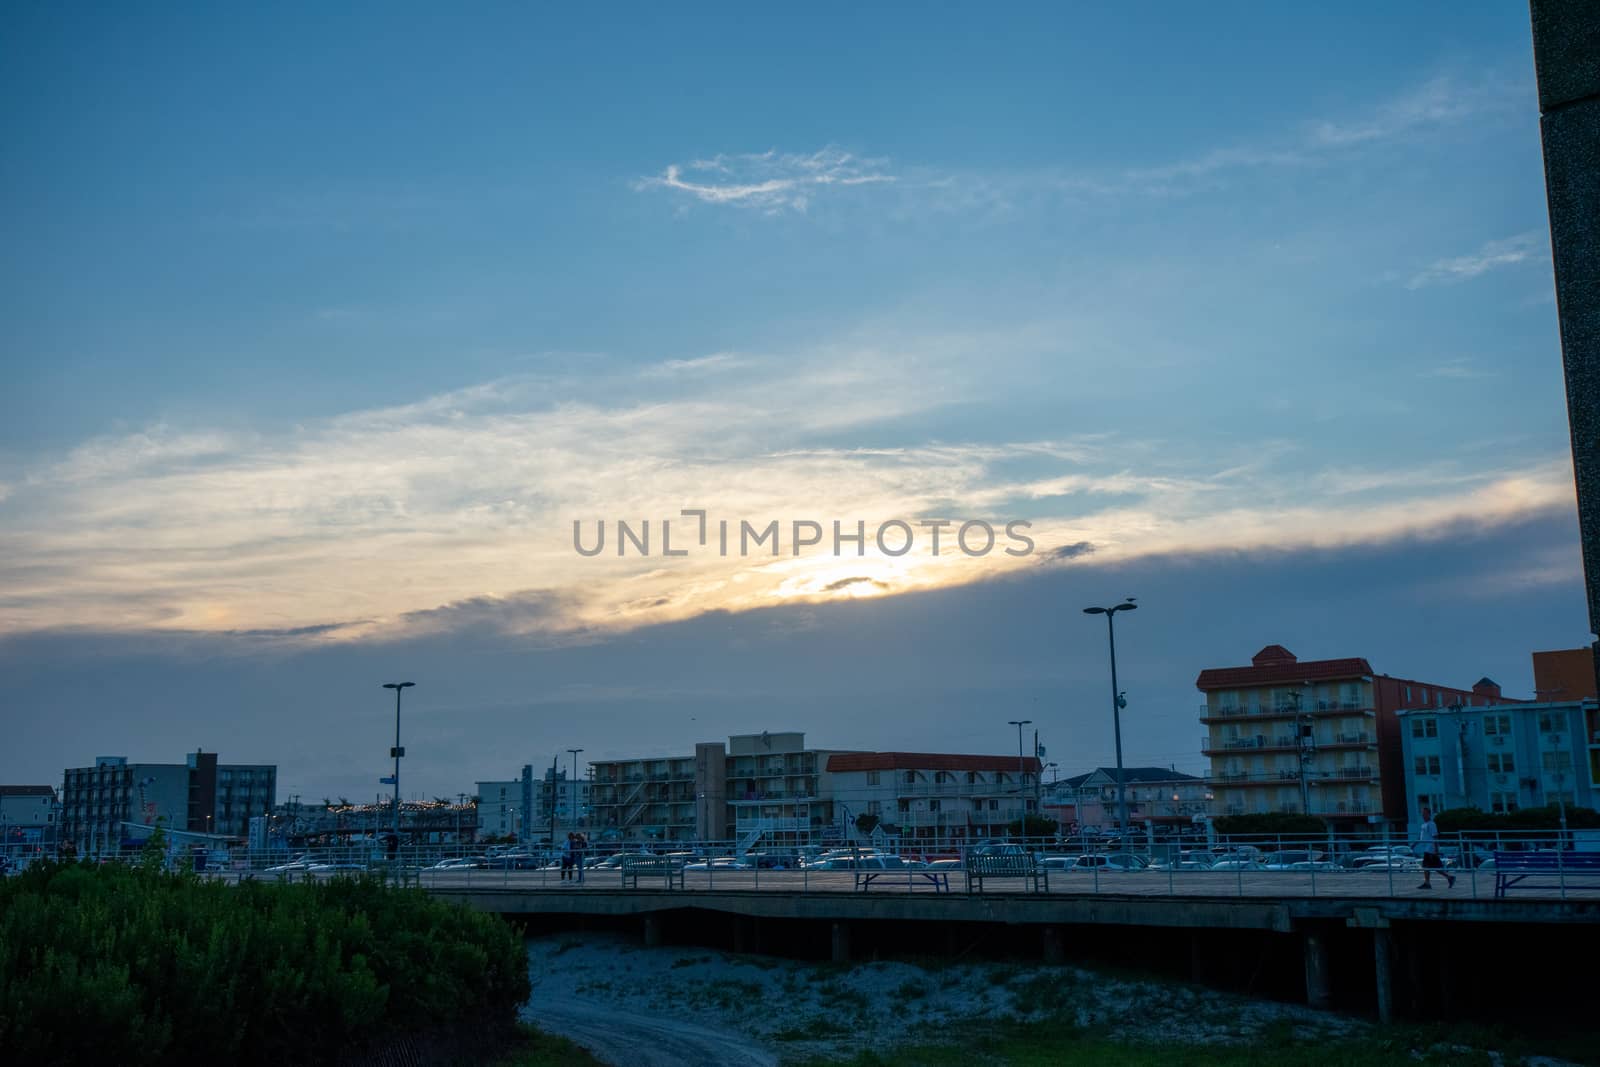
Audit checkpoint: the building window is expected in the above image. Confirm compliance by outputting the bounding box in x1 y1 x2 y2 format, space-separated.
1413 755 1441 776
1417 793 1442 813
1487 752 1515 774
903 771 916 786
1542 751 1573 774
1410 717 1437 739
1490 792 1518 814
1484 714 1511 736
866 771 880 786
1538 712 1563 734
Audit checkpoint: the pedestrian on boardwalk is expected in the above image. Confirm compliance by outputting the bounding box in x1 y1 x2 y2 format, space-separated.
1416 805 1455 890
561 832 575 881
574 832 588 883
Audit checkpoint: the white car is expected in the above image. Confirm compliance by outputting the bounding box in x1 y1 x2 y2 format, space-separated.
1065 853 1148 872
683 858 753 871
1208 854 1265 871
264 856 313 873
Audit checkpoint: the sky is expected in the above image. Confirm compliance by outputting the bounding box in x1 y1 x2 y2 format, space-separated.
0 4 1588 802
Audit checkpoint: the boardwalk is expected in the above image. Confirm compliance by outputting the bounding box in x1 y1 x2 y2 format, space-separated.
410 865 1600 901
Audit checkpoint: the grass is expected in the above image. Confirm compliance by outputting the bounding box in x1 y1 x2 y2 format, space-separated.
489 1023 604 1066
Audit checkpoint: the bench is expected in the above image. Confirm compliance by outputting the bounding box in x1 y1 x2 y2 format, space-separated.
854 865 950 893
1493 851 1600 898
965 852 1048 894
620 855 685 890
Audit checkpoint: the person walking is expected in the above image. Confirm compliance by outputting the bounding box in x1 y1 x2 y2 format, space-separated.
561 832 575 881
1416 805 1455 889
574 832 587 884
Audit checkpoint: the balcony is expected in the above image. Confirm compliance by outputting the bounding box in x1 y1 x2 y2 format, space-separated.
1199 701 1374 724
1205 768 1378 786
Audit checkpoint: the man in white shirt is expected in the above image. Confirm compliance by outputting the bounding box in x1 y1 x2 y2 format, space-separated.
1416 805 1455 889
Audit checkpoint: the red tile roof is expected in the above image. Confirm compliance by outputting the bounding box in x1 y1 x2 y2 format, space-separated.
826 752 1043 774
1196 656 1375 690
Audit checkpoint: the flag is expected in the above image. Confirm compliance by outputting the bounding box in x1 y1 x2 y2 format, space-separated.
379 776 396 785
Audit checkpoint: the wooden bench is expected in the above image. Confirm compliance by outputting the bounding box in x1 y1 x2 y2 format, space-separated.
620 855 685 890
854 864 951 893
965 852 1048 894
1493 851 1600 898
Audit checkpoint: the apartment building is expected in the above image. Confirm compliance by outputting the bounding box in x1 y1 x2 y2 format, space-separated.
822 752 1041 847
60 751 276 853
476 773 530 841
589 732 837 845
1197 645 1511 832
1043 767 1210 832
0 785 59 861
1399 699 1598 824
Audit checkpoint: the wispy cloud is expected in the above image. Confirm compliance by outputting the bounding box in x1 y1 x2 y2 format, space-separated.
1419 358 1497 380
1406 231 1548 289
634 147 895 212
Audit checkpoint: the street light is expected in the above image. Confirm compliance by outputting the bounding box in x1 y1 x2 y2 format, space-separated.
1007 719 1032 838
382 682 415 844
567 749 584 830
1084 599 1138 842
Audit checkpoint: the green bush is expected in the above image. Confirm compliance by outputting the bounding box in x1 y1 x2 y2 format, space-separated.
0 862 531 1066
1211 812 1327 836
1436 804 1600 832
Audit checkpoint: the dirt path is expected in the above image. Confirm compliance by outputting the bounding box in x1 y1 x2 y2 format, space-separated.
522 993 779 1067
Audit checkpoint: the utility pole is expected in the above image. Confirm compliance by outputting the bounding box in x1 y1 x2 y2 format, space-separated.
547 756 559 848
1290 689 1315 816
567 748 584 830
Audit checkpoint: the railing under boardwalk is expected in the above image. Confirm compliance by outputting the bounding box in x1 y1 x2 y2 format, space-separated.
45 829 1600 902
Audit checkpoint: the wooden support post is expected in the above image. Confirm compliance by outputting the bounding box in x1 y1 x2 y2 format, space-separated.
1042 925 1064 965
1373 928 1394 1024
1303 929 1332 1010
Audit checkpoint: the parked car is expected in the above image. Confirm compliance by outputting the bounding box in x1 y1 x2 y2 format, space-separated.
683 857 753 872
1208 853 1265 871
1261 850 1340 872
264 855 313 874
307 861 367 873
1065 853 1148 871
1149 851 1217 871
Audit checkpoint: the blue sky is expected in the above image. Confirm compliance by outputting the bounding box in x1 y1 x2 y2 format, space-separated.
0 5 1586 798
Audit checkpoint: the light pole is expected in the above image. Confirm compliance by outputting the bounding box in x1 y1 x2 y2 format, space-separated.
1084 599 1137 842
1008 719 1032 838
382 682 415 843
567 749 584 830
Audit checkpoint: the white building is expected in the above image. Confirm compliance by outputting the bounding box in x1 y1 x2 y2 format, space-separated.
822 752 1041 848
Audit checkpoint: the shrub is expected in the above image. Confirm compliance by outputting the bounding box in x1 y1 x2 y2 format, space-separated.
0 861 531 1066
1211 812 1327 836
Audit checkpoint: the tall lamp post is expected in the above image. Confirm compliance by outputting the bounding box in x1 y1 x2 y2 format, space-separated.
382 682 415 842
567 748 584 830
1007 719 1032 838
1084 599 1137 842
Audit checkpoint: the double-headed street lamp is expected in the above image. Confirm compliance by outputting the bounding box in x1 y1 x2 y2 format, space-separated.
1083 599 1137 842
1007 719 1032 836
382 682 415 842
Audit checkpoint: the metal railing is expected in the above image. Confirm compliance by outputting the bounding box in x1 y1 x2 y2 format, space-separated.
24 830 1596 902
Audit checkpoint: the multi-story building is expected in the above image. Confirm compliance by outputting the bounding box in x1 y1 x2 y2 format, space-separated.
476 773 530 841
532 768 591 834
1043 767 1210 833
0 785 59 862
590 732 840 845
1399 699 1598 823
60 751 276 853
1532 646 1598 703
822 752 1041 847
1197 645 1512 832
